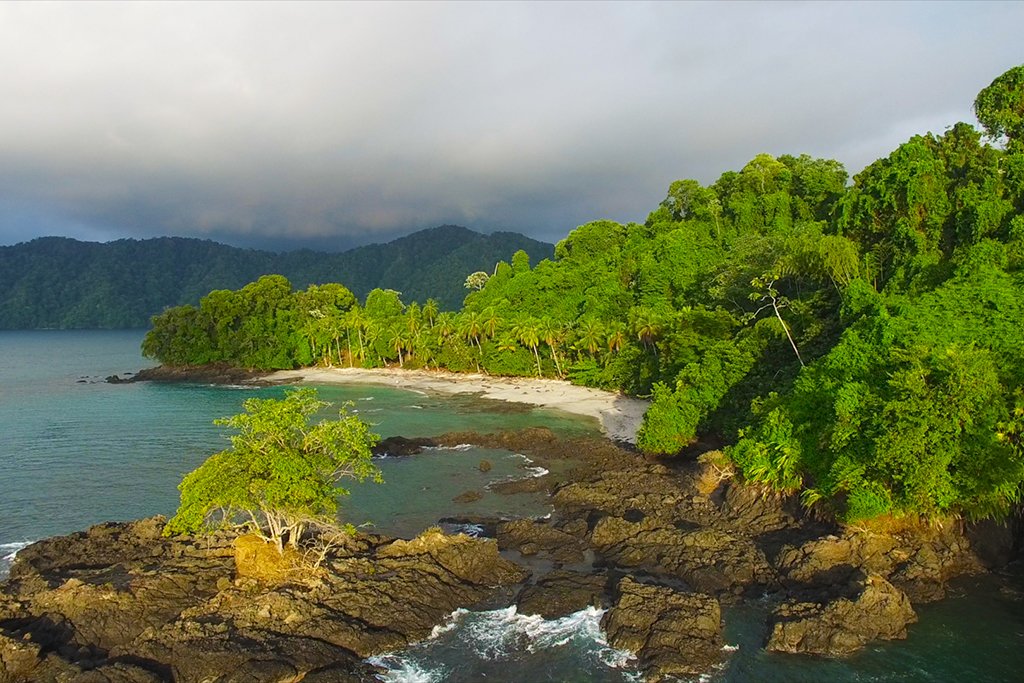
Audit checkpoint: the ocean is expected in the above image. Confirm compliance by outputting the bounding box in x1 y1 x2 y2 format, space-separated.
1 330 1022 682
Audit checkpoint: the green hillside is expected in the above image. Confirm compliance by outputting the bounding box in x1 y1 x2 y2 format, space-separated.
0 226 553 329
143 65 1024 526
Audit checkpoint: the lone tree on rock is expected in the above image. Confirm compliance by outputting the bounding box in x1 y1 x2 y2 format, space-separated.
164 388 381 552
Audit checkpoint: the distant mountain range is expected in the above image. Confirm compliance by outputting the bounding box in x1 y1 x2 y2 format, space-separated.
0 226 554 329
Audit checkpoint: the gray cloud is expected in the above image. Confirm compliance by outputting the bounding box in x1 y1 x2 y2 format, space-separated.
0 1 1020 249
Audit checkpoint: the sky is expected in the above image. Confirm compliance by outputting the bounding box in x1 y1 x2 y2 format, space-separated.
0 1 1021 251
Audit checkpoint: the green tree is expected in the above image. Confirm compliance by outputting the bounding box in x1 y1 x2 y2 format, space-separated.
974 65 1024 150
512 318 543 376
164 388 381 552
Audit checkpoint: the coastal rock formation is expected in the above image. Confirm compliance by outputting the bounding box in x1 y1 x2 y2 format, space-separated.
497 518 588 564
1 428 1014 681
774 525 982 602
372 435 437 457
602 577 723 682
515 570 611 618
766 574 917 656
589 515 775 594
0 520 526 682
127 364 274 385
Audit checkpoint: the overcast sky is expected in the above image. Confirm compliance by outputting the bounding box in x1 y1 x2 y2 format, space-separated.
0 1 1020 251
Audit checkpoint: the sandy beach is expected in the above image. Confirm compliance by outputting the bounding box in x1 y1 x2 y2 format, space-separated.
265 367 650 444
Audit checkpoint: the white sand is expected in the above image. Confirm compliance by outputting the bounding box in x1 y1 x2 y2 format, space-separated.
265 367 649 444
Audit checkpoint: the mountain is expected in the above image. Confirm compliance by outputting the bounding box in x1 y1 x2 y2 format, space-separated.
0 226 554 329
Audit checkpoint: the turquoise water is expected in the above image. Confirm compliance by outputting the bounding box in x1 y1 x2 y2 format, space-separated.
0 330 593 550
1 330 1022 681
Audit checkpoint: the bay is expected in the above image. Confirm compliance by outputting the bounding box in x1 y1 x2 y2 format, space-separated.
1 330 1022 682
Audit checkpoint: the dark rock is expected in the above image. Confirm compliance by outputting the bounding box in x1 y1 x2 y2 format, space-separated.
516 570 610 618
965 518 1019 569
718 481 802 535
774 526 982 602
497 519 587 564
437 516 501 538
130 364 273 385
372 435 437 457
767 574 917 656
478 459 492 472
1 523 527 682
602 577 723 681
589 516 775 593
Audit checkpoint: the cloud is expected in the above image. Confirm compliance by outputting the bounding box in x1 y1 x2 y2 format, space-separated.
0 1 1020 248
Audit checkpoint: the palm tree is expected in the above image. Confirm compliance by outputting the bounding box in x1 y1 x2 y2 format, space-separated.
405 302 422 336
363 322 384 367
512 318 543 377
631 308 662 357
607 324 626 355
460 311 486 371
461 311 484 351
481 307 502 340
388 327 407 367
576 318 604 360
344 307 366 367
435 312 456 340
422 299 440 328
537 317 565 377
496 335 519 354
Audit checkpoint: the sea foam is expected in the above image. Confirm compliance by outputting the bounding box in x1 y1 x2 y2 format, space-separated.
0 540 32 578
368 605 637 682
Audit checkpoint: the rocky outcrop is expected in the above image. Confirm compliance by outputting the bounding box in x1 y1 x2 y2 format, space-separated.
0 521 527 682
372 435 437 457
127 364 275 385
2 428 1015 680
589 515 775 594
774 525 982 602
515 570 611 618
497 518 589 565
602 577 723 682
766 574 917 656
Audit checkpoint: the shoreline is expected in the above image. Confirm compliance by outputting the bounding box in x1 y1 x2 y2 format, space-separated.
263 367 650 445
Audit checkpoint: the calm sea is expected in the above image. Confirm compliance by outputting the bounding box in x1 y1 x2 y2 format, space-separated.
1 330 1021 682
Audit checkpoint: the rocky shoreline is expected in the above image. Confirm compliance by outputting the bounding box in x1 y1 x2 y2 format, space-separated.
2 426 1018 682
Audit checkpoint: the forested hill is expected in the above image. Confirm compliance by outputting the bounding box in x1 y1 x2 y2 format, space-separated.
143 64 1024 527
0 226 553 329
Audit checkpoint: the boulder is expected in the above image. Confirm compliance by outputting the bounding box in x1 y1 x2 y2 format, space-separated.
590 515 775 593
372 435 437 457
497 519 587 564
602 577 723 681
767 574 917 656
515 570 610 618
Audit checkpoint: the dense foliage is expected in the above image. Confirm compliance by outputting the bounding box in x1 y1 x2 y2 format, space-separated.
147 67 1024 525
164 388 381 551
0 226 553 328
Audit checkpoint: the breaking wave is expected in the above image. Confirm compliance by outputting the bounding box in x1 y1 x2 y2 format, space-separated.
0 540 32 578
368 605 638 682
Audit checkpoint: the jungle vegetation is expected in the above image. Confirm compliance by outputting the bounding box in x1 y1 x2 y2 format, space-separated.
145 66 1024 525
0 225 553 328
